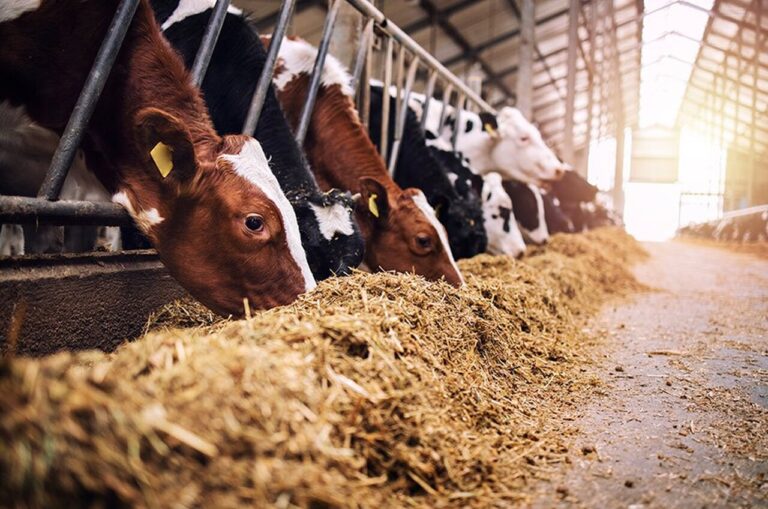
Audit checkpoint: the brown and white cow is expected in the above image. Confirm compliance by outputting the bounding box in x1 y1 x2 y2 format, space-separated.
265 36 463 287
0 0 315 315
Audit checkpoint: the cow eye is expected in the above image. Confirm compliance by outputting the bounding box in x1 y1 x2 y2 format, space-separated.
245 214 264 232
520 135 530 143
416 234 432 250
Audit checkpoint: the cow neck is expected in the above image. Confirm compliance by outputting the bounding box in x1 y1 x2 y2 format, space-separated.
460 134 496 173
287 82 399 196
91 2 220 203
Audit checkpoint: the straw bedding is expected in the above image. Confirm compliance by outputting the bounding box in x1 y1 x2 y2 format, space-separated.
0 228 646 508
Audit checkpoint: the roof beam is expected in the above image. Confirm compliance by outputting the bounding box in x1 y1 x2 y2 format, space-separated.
402 0 482 33
416 0 516 101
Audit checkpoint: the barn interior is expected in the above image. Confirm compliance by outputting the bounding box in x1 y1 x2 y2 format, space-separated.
0 0 766 506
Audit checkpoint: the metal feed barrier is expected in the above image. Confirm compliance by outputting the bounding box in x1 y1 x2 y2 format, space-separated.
0 0 495 232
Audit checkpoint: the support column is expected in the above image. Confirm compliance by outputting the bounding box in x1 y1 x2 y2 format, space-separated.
516 0 535 118
563 0 580 165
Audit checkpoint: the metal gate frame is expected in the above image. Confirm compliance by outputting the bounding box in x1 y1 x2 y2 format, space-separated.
0 0 495 232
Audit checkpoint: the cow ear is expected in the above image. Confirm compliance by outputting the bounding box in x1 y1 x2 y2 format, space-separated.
134 107 198 186
478 111 499 137
358 177 389 222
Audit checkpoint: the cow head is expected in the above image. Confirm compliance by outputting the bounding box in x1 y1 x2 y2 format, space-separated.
486 108 569 185
480 172 526 257
551 169 598 204
294 188 365 279
357 177 463 287
427 147 487 259
502 180 550 245
116 107 316 316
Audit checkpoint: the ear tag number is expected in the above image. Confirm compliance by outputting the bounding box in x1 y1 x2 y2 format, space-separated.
484 123 499 139
150 142 174 178
368 193 380 218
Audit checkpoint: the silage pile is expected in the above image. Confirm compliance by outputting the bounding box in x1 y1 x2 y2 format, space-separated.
0 228 646 508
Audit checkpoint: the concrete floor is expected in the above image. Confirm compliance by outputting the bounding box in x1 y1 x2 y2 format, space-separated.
529 241 768 508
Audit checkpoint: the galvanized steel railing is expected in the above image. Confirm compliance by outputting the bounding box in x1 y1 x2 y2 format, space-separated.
0 0 495 229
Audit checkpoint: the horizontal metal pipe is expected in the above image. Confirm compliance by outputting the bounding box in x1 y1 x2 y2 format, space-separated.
190 0 231 86
344 0 496 114
37 0 141 201
242 0 297 136
0 196 133 226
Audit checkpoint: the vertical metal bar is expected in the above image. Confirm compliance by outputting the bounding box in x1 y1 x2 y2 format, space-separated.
351 18 374 91
380 36 394 163
516 0 535 118
389 56 420 173
190 0 231 87
391 44 406 164
607 0 625 212
451 92 465 153
419 70 439 132
359 26 373 129
295 0 343 146
438 84 454 132
563 0 580 165
242 0 297 136
37 0 141 201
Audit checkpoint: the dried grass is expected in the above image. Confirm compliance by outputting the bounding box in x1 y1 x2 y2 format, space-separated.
0 227 645 508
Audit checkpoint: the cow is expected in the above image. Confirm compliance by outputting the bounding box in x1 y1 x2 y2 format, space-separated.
265 36 463 286
550 169 598 205
151 0 364 280
367 85 486 260
542 192 575 234
423 131 526 258
0 102 121 255
501 180 549 245
0 0 315 315
408 94 569 186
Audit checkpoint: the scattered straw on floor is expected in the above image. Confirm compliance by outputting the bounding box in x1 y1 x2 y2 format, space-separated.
0 228 646 508
678 236 768 260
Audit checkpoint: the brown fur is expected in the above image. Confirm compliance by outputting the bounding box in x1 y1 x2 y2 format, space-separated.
268 37 461 286
0 0 309 315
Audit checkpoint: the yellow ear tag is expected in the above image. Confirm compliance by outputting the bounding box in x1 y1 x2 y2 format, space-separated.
368 193 380 218
150 142 174 178
484 123 499 139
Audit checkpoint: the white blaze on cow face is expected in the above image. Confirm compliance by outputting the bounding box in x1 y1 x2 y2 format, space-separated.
112 191 165 233
160 0 243 30
481 173 526 257
0 0 40 22
272 37 354 97
411 191 464 285
309 202 355 240
220 139 316 292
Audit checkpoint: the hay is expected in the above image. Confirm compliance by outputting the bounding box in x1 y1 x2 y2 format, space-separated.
0 228 645 508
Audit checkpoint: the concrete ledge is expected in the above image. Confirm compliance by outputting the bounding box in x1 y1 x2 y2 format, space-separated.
0 250 186 356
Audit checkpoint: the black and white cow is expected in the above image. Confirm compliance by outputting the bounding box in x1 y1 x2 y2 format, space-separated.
367 85 486 259
151 0 364 280
409 94 569 186
424 132 526 257
550 170 598 205
542 192 575 234
501 180 549 245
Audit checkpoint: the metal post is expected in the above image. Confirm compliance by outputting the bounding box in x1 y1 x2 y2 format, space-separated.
563 0 580 165
392 44 406 152
582 1 596 178
438 84 454 132
329 0 363 68
242 0 296 136
607 0 625 212
380 36 394 163
516 0 535 118
190 0 231 87
355 20 374 129
37 0 140 201
389 56 420 172
295 0 343 146
419 70 439 132
351 18 374 91
451 93 465 152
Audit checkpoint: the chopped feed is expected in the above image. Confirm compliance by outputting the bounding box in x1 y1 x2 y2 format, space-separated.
0 228 646 508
